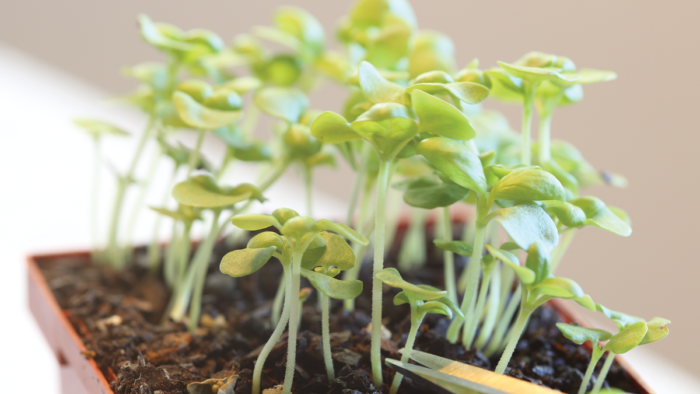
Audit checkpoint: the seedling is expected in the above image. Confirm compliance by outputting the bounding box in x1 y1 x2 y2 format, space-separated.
376 268 463 394
222 209 367 394
493 242 596 374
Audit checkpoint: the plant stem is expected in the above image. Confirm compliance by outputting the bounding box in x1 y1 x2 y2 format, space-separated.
474 264 501 350
551 229 576 272
520 85 536 166
163 221 181 289
106 116 154 269
447 215 486 344
148 166 179 272
321 294 335 382
592 352 614 393
579 345 603 394
271 278 286 326
187 129 206 175
370 159 392 386
346 142 371 227
283 249 305 394
253 265 291 394
538 110 553 164
343 171 375 308
495 302 531 374
398 208 428 270
90 138 102 261
390 306 423 394
441 206 457 303
485 285 522 357
304 165 313 217
463 266 492 349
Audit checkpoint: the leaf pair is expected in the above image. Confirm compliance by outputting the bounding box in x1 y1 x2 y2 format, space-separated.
172 173 263 209
173 81 243 129
548 197 631 236
377 268 462 319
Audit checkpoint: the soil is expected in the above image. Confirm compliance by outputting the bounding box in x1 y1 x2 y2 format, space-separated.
38 223 640 394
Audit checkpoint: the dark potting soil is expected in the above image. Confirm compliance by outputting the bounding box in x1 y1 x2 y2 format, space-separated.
38 224 639 394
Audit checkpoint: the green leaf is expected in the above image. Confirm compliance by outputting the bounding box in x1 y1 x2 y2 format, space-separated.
316 219 369 245
231 214 281 231
411 90 476 141
548 202 587 228
280 216 319 240
149 206 190 222
301 232 355 271
138 15 192 52
271 208 300 225
310 112 361 143
417 137 487 196
394 291 409 305
418 301 453 318
433 240 473 257
484 244 535 284
604 321 648 355
531 277 585 299
498 61 579 85
490 167 566 204
407 81 489 105
495 203 559 253
173 91 241 130
351 115 419 160
274 7 324 57
574 295 596 312
172 174 252 208
639 317 670 345
408 30 455 78
220 246 277 277
412 70 454 84
254 87 308 124
358 61 408 105
571 197 632 236
555 323 612 345
301 268 362 299
247 232 286 251
525 242 551 285
376 268 447 300
540 159 579 197
176 80 214 103
74 119 130 138
562 68 617 85
283 124 322 157
403 182 469 209
364 16 413 69
596 304 644 327
220 76 263 94
202 90 243 111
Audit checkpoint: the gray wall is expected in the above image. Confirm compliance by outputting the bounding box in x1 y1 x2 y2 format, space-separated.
2 0 699 376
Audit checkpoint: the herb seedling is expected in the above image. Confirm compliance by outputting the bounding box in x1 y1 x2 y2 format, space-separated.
223 209 367 394
376 268 463 394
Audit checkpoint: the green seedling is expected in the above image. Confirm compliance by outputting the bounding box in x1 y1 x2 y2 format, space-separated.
168 173 264 332
376 268 462 394
312 60 488 385
555 324 613 394
494 242 595 374
222 209 367 394
74 119 130 261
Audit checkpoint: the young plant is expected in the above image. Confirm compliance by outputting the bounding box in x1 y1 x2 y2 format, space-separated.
554 324 613 394
167 173 264 331
376 268 463 394
223 209 367 394
73 119 130 260
301 232 363 381
493 241 596 374
312 61 487 384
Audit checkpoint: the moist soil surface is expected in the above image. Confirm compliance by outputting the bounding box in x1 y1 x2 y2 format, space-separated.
38 224 639 394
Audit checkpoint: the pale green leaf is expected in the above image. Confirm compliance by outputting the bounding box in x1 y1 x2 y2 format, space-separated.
301 232 355 271
495 203 559 253
531 277 585 299
247 232 286 251
172 174 252 208
571 197 632 236
490 167 566 204
74 119 130 138
254 87 308 124
173 91 241 129
411 89 476 141
231 214 281 231
604 321 648 355
407 81 489 105
310 111 361 143
434 240 473 257
358 61 408 105
417 137 487 196
301 268 362 299
316 219 369 245
271 208 300 225
485 244 535 284
220 246 276 277
376 268 446 300
639 317 670 345
403 183 469 209
555 323 612 345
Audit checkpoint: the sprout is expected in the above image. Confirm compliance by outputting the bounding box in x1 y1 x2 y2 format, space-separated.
376 268 462 394
221 209 367 394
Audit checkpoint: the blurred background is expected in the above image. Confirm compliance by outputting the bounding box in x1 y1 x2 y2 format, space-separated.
0 0 698 392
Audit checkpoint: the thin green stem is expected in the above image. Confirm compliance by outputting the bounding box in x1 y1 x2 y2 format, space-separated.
592 352 614 393
106 116 154 269
321 294 335 382
474 264 501 351
520 85 536 166
495 302 531 374
187 212 224 332
346 142 371 227
390 306 423 394
538 110 553 164
463 267 491 349
283 248 305 394
398 208 428 270
370 159 392 386
90 138 101 261
447 211 486 344
485 285 522 357
442 206 457 303
163 221 181 289
551 229 576 272
579 345 603 394
343 169 375 307
253 264 291 394
271 278 285 326
148 166 179 272
304 165 313 217
187 129 206 175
